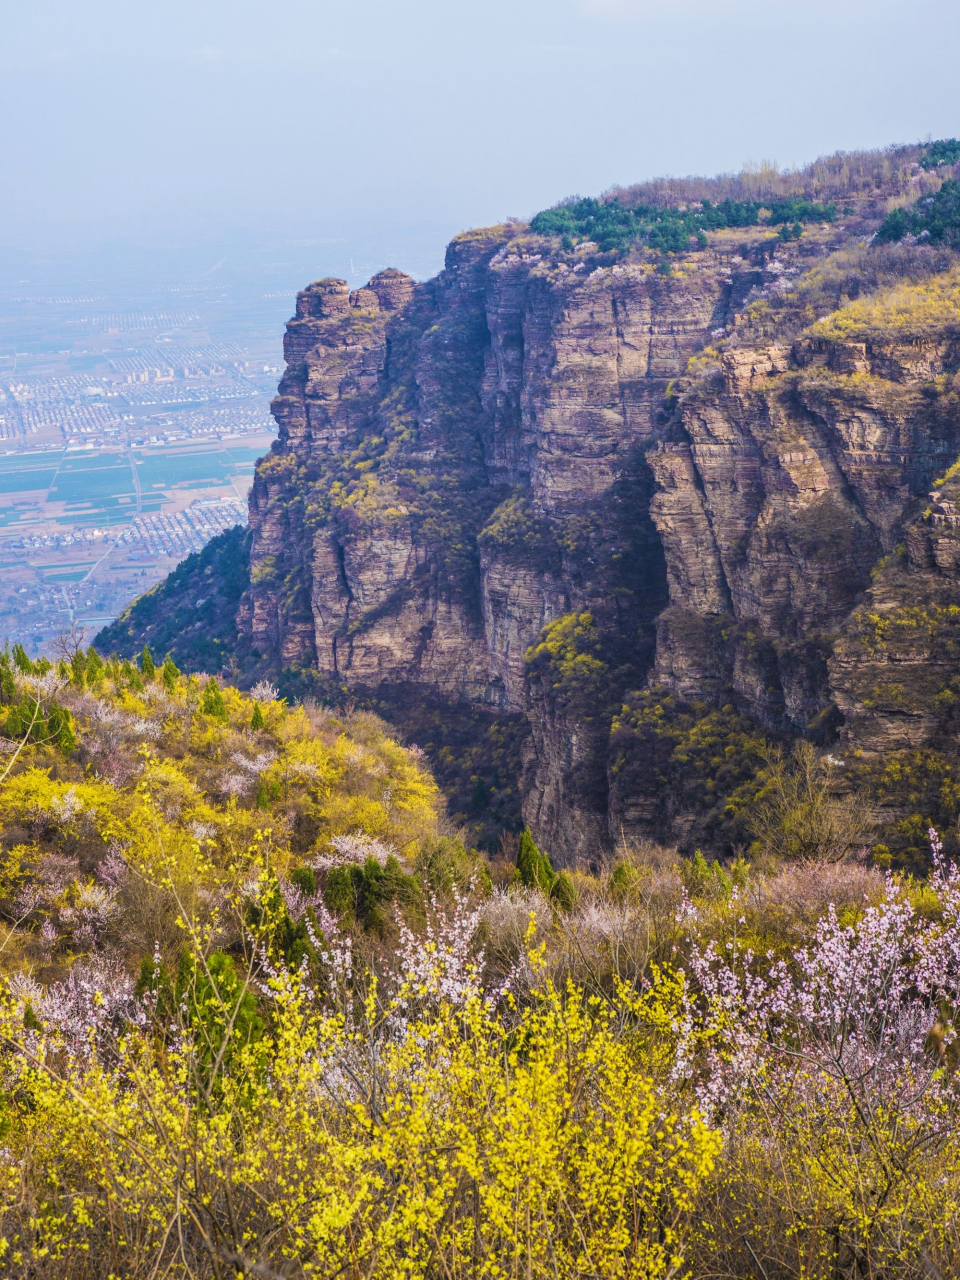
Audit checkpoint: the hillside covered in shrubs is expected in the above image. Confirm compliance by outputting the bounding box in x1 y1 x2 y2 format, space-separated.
1 642 960 1275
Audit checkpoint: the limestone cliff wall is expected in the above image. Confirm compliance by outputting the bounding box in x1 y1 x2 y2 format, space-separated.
238 220 960 861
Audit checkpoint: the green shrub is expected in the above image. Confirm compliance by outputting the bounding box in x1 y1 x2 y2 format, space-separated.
200 678 228 722
290 866 316 897
516 828 556 894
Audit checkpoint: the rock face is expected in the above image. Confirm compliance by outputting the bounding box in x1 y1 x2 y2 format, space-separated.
235 213 960 862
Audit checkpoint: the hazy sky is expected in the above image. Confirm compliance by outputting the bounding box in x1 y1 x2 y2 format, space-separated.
2 0 959 254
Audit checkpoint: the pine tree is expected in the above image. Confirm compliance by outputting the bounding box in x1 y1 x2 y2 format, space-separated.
251 702 265 732
140 646 156 682
45 704 76 755
200 678 228 722
161 655 180 693
516 827 557 893
12 644 33 675
550 869 577 913
85 647 105 690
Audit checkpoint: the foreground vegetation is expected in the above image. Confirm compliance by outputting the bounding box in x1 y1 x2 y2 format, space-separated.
0 646 958 1276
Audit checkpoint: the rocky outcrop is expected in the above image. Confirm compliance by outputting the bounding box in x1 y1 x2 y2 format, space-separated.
230 208 960 862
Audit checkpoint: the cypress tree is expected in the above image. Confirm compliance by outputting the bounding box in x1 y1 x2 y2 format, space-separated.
251 702 265 731
85 647 105 689
0 661 15 706
70 650 87 689
550 869 577 913
516 827 557 893
45 704 76 756
4 703 24 741
140 645 156 681
200 678 228 722
12 644 33 675
161 655 179 693
121 660 144 693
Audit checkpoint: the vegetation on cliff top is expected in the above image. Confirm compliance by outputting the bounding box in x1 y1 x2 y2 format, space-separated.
529 193 837 254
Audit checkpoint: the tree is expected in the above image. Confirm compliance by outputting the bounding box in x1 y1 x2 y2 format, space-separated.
51 623 88 664
45 704 76 755
250 702 265 732
120 660 144 693
11 644 33 675
140 645 156 682
748 740 869 862
516 827 557 893
0 655 15 705
550 868 577 912
200 678 228 722
161 655 180 693
85 647 105 690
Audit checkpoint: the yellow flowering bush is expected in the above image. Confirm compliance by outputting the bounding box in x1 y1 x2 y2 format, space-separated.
0 931 718 1279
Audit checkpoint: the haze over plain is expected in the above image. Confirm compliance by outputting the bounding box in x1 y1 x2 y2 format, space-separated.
2 0 959 260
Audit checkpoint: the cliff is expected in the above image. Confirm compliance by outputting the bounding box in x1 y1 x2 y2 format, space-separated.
101 144 960 866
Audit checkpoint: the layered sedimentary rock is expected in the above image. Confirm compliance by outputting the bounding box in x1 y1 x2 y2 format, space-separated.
230 211 960 861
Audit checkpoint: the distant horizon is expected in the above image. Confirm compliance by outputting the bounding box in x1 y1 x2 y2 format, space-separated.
4 0 957 257
0 134 949 255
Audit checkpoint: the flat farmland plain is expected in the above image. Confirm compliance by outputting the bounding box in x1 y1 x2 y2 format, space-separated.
0 434 273 652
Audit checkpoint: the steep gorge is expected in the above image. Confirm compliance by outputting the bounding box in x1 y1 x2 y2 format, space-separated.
101 145 960 865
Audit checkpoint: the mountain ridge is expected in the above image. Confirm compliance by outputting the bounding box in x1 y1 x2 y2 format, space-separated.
99 140 960 866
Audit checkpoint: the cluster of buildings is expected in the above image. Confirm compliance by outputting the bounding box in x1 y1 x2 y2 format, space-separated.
115 496 247 558
10 526 112 551
1 353 276 450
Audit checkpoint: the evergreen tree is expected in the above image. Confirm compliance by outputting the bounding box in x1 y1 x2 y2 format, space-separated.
251 702 265 732
161 655 180 693
12 644 33 675
121 660 144 693
140 645 156 681
0 659 15 706
70 650 87 690
176 950 263 1087
85 647 105 690
550 869 577 913
45 704 76 756
200 678 228 722
4 703 23 741
516 827 557 893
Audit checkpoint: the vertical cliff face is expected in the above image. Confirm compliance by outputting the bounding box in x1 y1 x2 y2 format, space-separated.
648 336 960 729
236 208 960 862
239 229 759 857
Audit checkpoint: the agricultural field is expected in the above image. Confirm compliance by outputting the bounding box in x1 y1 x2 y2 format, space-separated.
0 434 273 653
